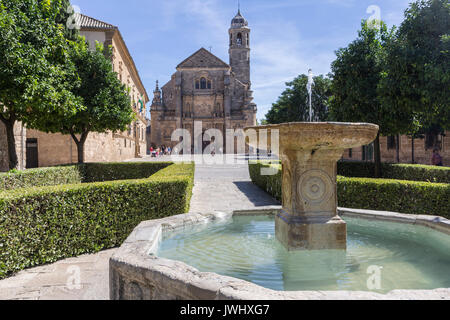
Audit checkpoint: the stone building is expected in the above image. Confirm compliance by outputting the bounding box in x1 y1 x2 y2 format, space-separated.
342 132 450 166
150 10 257 153
25 14 149 168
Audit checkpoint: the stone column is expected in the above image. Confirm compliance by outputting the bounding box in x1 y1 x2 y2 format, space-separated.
276 148 347 251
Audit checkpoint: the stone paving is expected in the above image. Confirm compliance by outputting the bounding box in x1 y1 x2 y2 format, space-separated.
0 156 279 300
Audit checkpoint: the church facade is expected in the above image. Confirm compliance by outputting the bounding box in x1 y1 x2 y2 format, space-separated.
150 10 257 153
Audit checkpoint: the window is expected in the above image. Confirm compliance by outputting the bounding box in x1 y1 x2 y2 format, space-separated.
387 136 396 150
200 78 207 89
247 35 249 46
230 34 233 46
207 80 212 89
237 33 242 46
348 148 353 158
362 144 374 161
425 132 441 150
195 80 200 89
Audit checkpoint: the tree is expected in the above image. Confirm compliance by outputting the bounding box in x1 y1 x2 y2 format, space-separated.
329 21 416 177
31 41 134 163
380 0 450 158
265 74 332 124
0 0 80 169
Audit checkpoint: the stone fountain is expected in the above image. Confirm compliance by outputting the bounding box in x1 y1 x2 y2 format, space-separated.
245 122 379 250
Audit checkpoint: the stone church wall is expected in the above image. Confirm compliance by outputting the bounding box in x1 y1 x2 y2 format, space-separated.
26 129 146 167
342 132 450 166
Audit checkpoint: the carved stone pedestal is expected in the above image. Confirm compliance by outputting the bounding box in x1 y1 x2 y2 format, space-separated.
245 122 379 251
277 149 347 250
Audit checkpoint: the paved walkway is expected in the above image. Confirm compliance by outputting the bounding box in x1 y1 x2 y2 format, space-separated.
190 161 278 213
0 158 278 300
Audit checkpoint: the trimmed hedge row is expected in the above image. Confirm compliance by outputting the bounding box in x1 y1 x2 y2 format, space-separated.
81 162 173 183
0 162 174 191
249 162 450 219
0 166 82 191
338 161 450 183
0 162 194 279
0 162 172 191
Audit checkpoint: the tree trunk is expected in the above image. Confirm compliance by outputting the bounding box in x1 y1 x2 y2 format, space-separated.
374 133 382 178
70 131 89 164
0 114 18 170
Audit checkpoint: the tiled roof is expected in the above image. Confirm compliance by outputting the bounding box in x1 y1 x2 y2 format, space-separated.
75 13 117 30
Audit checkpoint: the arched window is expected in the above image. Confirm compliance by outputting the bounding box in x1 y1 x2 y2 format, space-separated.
247 34 249 46
230 34 233 46
237 33 242 46
200 77 207 89
207 80 212 89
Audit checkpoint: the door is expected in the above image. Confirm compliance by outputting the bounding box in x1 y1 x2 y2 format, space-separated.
26 138 39 168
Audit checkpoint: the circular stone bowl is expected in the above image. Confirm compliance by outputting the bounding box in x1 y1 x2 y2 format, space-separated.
109 207 450 300
244 122 379 151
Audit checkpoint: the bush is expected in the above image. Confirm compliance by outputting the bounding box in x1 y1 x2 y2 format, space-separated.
0 162 194 279
338 161 450 183
0 162 174 192
81 162 172 183
337 177 450 219
249 161 450 219
0 166 82 191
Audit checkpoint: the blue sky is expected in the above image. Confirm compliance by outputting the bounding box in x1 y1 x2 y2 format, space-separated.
72 0 413 121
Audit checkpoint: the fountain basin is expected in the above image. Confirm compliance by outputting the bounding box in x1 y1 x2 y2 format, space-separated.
109 207 450 300
244 122 380 251
245 122 379 151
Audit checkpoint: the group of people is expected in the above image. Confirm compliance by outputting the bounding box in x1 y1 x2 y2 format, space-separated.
150 145 171 158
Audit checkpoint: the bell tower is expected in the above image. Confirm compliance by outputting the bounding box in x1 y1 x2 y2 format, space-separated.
229 9 250 85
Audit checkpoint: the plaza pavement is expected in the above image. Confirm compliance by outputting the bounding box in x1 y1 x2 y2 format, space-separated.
0 156 279 300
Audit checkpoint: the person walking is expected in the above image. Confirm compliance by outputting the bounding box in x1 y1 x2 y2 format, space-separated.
432 148 443 166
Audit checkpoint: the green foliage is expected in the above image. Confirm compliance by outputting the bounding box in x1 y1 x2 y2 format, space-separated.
380 0 450 132
0 162 174 191
337 177 450 219
80 162 172 183
29 40 134 163
0 162 195 279
329 21 415 177
265 74 332 124
0 0 82 169
338 161 450 183
248 162 450 219
0 166 82 191
329 21 402 133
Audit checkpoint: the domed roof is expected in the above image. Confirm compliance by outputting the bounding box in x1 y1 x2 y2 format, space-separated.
231 10 248 28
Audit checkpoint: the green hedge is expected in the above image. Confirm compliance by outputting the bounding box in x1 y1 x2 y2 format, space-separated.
338 161 450 183
337 177 450 219
0 166 82 191
249 162 450 219
81 162 172 183
0 162 194 279
0 162 174 191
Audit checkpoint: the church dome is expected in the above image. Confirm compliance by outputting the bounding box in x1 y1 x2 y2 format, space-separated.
231 10 248 28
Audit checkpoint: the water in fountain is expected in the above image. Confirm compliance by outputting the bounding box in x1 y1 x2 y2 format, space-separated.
157 215 450 293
